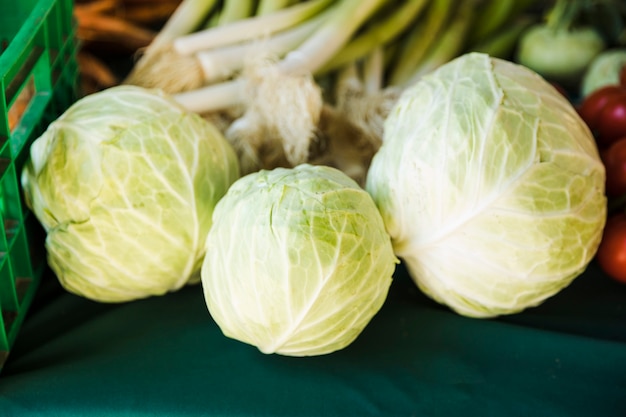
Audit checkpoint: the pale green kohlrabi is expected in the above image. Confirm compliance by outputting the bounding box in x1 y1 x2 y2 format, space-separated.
366 52 607 318
201 164 398 356
21 86 240 302
581 49 626 97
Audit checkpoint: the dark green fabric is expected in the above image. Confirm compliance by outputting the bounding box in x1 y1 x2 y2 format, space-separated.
0 262 625 416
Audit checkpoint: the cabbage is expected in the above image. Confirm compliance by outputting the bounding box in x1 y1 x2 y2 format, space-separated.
365 52 606 318
22 86 240 302
201 164 397 356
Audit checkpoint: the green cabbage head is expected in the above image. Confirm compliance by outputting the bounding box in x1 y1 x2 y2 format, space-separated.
22 86 240 302
201 164 397 356
366 53 607 318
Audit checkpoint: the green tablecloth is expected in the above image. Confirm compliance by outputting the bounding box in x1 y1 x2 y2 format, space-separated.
1 262 625 416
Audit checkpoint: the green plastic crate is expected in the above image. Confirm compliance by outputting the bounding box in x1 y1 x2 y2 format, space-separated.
0 0 78 369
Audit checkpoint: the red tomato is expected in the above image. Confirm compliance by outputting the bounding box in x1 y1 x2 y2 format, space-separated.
596 213 626 284
578 85 626 133
602 137 626 197
597 96 626 145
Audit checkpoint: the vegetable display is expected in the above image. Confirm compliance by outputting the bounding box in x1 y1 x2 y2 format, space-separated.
21 86 240 302
201 164 397 356
366 52 607 318
18 0 626 355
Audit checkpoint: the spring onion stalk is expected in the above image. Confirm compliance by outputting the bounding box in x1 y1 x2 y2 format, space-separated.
174 79 246 114
545 0 582 32
175 0 388 113
131 11 327 93
202 7 223 29
334 61 361 103
402 0 477 87
278 0 388 75
466 0 515 45
333 47 400 151
388 0 453 86
382 40 401 74
362 46 385 94
126 0 333 93
467 0 539 46
468 16 534 59
196 14 327 84
318 0 431 75
173 0 334 55
256 0 293 16
509 0 540 16
314 49 400 185
151 0 219 49
124 0 219 85
217 0 256 25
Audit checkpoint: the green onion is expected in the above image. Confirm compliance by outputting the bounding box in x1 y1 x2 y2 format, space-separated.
279 0 387 74
174 0 333 55
466 0 515 45
362 46 385 94
318 0 431 75
400 0 476 86
124 0 219 85
468 16 534 59
388 0 454 86
217 0 257 25
175 0 389 112
174 79 245 114
256 0 294 16
153 0 219 48
196 13 327 83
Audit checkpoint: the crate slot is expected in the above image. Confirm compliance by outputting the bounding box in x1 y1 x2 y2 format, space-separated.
3 219 18 242
14 277 33 304
0 259 18 323
4 47 42 107
1 310 16 337
0 160 23 238
10 226 36 287
8 77 35 133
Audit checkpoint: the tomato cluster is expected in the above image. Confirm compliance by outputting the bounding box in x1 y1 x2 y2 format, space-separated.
578 66 626 283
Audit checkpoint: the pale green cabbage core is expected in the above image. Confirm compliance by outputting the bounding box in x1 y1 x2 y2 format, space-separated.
22 86 240 302
201 164 397 356
366 52 607 318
